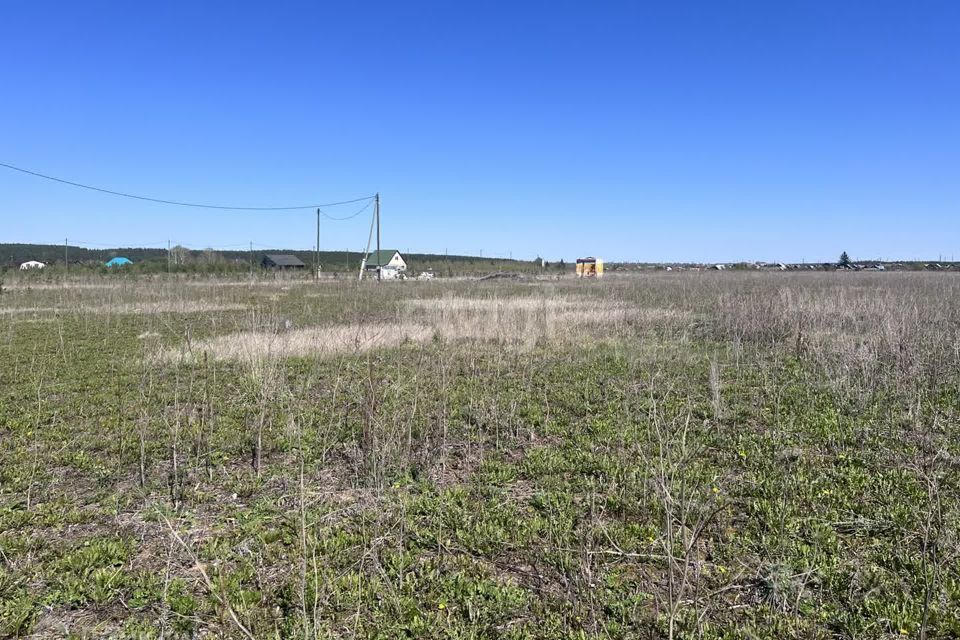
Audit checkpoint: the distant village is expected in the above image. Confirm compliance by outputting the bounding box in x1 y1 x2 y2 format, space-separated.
5 244 959 276
12 249 423 279
608 260 960 272
4 245 445 279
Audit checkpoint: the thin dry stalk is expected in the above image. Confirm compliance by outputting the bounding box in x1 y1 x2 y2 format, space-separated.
157 510 257 640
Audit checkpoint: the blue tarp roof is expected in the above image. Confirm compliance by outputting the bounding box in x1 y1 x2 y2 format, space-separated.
105 257 132 266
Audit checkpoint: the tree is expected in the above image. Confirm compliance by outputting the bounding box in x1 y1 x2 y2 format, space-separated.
201 248 223 264
838 251 852 268
170 245 190 266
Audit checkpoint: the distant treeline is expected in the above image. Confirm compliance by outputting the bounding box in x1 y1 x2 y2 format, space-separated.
0 243 561 276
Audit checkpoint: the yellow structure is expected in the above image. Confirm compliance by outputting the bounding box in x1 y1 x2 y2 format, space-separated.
576 257 604 278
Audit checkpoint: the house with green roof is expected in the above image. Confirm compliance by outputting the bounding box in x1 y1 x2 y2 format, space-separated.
363 249 406 279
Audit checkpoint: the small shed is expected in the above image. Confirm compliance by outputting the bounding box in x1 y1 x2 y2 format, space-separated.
261 254 306 270
19 260 46 270
106 257 132 267
575 257 604 278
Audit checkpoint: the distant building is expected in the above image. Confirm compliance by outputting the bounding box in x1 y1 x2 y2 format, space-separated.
576 257 604 278
261 254 306 270
363 250 406 279
19 260 46 270
105 257 132 267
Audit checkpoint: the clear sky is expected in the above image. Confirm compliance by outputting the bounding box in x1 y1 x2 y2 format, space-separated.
2 1 958 263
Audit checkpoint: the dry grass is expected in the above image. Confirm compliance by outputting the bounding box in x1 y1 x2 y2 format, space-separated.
407 295 638 348
0 301 247 315
177 295 646 363
167 322 433 364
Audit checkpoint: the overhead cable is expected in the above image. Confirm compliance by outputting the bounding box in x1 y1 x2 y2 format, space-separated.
321 198 374 221
0 162 374 211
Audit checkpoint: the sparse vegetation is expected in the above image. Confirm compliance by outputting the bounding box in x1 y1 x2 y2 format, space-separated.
1 271 958 637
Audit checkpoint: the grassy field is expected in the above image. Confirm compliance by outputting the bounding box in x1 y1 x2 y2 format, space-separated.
1 272 958 638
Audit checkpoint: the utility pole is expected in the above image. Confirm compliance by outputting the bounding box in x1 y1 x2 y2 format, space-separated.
64 238 68 271
375 192 381 281
167 240 171 273
359 199 376 282
249 241 253 277
316 208 321 280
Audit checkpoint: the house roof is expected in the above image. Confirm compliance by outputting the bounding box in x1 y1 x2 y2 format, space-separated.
365 250 402 266
263 254 306 267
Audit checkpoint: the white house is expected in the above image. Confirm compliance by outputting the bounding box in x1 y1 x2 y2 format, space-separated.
364 250 407 279
19 260 46 270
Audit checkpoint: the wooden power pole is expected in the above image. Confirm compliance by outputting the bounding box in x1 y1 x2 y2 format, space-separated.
357 193 380 282
375 193 381 281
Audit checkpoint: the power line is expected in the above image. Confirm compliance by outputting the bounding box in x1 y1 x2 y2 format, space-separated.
0 162 374 211
320 198 374 221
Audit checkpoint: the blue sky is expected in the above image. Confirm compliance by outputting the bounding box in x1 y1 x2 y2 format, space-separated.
2 1 958 262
